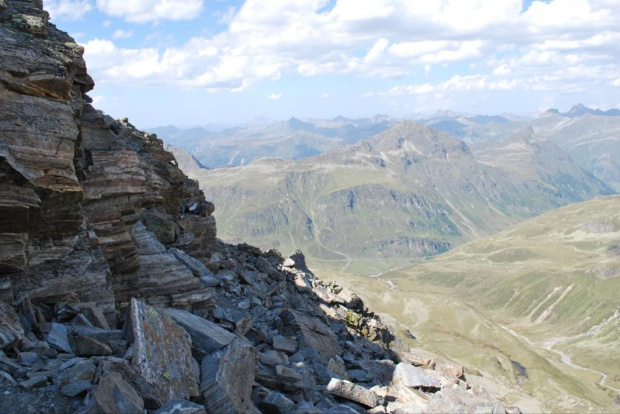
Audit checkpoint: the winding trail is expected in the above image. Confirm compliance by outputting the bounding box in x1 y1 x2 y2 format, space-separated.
499 324 620 393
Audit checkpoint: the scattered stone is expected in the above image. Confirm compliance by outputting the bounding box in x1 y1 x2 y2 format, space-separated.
281 310 342 358
17 352 40 367
0 371 17 386
163 308 237 359
124 298 200 401
392 362 442 391
60 380 92 397
0 302 24 350
201 339 256 414
19 375 48 390
153 398 207 414
46 323 73 354
283 258 296 268
260 350 290 367
55 358 96 388
258 390 297 414
273 336 298 354
87 372 144 414
75 335 113 357
326 378 382 408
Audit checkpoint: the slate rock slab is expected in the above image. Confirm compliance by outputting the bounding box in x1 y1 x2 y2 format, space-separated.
201 339 255 414
163 308 237 359
124 298 200 402
46 323 73 354
87 372 144 414
392 362 442 390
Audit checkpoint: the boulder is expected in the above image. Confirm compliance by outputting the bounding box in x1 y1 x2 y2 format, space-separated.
163 308 237 359
280 310 341 358
87 372 144 414
123 298 200 402
392 362 442 391
326 378 382 408
200 339 256 414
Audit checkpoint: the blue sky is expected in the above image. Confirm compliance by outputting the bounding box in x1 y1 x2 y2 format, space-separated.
47 0 620 128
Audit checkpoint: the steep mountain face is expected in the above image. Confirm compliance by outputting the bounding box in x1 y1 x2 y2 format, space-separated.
0 2 519 413
188 121 610 268
150 116 395 168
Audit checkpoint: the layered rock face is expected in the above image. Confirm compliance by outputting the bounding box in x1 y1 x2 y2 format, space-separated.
0 0 216 320
0 1 518 413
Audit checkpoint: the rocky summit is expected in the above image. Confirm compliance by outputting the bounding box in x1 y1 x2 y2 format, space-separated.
0 1 518 413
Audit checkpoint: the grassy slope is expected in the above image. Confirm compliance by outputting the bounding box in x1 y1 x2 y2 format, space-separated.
315 196 620 413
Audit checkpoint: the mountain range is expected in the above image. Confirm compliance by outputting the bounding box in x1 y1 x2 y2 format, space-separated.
177 121 612 272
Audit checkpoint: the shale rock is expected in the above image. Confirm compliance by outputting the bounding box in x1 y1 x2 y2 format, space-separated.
163 308 237 359
123 298 200 402
200 339 256 414
87 372 144 414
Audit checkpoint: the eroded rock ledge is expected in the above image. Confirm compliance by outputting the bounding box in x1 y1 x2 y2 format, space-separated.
0 1 519 413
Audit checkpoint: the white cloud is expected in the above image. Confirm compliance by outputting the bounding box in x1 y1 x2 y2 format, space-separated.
102 20 112 27
96 0 204 23
81 0 620 102
46 0 92 21
268 93 282 100
112 29 133 39
320 93 330 98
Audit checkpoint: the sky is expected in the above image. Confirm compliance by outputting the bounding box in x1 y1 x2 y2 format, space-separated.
47 0 620 129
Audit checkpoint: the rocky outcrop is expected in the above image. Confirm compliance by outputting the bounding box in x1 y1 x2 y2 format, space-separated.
0 1 517 413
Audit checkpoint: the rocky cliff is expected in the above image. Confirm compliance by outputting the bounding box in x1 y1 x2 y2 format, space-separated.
0 1 518 413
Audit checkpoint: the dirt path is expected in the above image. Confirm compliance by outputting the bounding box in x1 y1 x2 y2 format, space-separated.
499 324 620 393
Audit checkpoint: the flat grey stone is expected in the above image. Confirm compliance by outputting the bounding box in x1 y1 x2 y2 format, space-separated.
163 308 237 359
46 323 73 354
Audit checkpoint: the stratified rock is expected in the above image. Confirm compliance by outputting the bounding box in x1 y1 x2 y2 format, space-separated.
200 339 255 414
131 222 205 300
326 378 382 408
428 388 507 413
46 323 73 354
87 372 144 414
153 399 207 414
392 362 441 390
280 310 341 358
163 308 237 359
123 298 200 402
0 301 24 350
